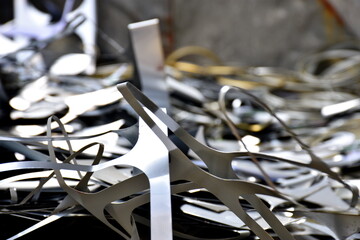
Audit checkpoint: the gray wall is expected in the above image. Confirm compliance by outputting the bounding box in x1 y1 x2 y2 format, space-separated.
98 0 358 68
173 0 326 68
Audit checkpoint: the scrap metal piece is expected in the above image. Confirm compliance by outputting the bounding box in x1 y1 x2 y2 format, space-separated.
128 18 172 240
128 19 170 109
0 0 97 74
321 98 360 117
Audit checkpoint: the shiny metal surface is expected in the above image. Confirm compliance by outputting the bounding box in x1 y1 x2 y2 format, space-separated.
128 19 170 109
128 18 172 240
11 86 122 136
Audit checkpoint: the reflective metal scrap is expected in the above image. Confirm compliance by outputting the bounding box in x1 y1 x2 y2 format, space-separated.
0 10 360 240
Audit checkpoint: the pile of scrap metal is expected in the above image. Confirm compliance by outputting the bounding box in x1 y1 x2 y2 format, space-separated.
0 1 360 240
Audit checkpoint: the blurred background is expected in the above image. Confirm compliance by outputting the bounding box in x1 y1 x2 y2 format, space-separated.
1 0 358 68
